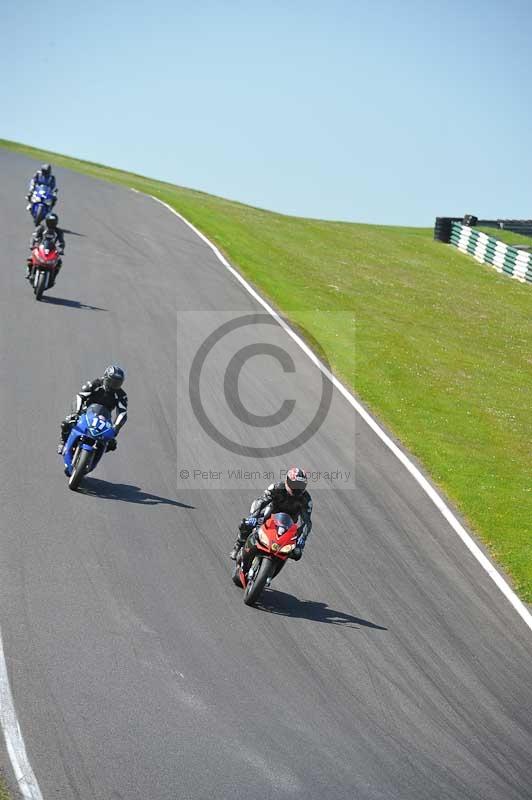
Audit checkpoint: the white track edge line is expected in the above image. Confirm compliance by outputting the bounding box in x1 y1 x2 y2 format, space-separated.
0 628 43 799
131 187 532 633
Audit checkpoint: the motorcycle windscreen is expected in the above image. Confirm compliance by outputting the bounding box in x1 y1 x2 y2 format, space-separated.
269 512 297 534
84 404 113 437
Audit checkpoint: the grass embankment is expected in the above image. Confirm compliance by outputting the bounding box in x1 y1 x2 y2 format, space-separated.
2 138 531 602
476 226 532 247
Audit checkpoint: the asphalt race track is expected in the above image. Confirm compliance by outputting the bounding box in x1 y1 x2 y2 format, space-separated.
0 149 531 800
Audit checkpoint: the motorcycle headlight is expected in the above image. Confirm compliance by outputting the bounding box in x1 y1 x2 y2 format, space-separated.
258 528 269 546
279 544 295 553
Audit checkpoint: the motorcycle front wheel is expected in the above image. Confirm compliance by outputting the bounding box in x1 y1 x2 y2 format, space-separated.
34 271 46 301
243 558 275 606
68 448 92 491
34 206 46 225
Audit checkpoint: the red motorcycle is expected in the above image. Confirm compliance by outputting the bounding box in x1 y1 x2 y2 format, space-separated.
28 242 60 301
231 512 299 605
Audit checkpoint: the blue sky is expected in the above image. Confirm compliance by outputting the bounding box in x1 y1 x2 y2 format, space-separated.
2 0 532 225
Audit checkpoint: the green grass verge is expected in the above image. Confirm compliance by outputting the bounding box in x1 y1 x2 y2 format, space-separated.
2 138 531 602
0 773 12 800
475 226 532 246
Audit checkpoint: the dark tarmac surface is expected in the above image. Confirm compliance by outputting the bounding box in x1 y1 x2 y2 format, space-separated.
0 149 531 799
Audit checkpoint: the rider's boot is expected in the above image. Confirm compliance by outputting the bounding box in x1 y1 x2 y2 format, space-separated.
229 539 242 561
57 419 73 455
230 534 247 561
230 517 254 559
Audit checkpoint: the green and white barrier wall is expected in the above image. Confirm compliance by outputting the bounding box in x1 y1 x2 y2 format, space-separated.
434 218 532 284
449 222 532 284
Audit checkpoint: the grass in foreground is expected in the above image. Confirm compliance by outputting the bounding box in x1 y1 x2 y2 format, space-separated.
0 773 12 800
2 138 531 602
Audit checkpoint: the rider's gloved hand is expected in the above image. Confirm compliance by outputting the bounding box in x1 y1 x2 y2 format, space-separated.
239 516 263 536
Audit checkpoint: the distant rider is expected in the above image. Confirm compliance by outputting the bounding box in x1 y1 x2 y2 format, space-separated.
230 467 313 561
27 213 65 283
26 163 57 208
57 365 128 455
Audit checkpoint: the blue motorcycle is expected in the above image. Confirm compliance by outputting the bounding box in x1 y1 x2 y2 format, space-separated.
63 404 116 491
29 184 56 225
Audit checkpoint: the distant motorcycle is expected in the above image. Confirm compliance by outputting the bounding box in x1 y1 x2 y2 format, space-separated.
62 404 116 491
28 184 56 225
28 242 61 300
231 512 300 605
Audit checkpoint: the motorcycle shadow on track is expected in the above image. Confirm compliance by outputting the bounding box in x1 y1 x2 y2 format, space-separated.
42 296 107 311
259 590 387 630
80 478 195 508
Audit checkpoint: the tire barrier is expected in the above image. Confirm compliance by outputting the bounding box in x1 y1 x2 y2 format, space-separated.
481 219 532 237
434 217 462 243
448 222 532 284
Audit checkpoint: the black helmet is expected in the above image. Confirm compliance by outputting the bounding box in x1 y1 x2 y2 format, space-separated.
285 467 308 496
103 364 125 391
45 213 58 229
41 164 51 177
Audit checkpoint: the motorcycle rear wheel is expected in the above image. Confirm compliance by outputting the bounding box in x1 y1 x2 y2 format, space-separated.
243 558 274 606
231 560 242 588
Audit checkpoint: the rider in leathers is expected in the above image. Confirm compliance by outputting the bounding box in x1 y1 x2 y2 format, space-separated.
230 467 313 562
57 365 128 454
27 213 65 282
26 164 58 208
